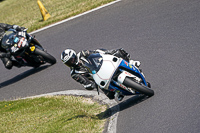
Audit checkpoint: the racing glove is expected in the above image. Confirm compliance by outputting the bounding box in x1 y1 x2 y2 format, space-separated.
80 50 93 58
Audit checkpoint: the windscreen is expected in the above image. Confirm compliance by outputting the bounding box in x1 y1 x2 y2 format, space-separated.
83 53 103 74
1 30 16 49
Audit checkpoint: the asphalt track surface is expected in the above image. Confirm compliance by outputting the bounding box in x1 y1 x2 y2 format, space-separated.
0 0 200 133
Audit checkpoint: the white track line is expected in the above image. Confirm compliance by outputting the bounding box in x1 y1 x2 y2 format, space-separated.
30 0 121 34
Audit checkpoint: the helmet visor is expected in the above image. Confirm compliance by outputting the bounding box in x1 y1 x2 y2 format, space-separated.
64 53 77 67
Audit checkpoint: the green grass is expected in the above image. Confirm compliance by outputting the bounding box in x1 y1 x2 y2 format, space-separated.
0 0 115 132
0 0 114 32
0 96 107 133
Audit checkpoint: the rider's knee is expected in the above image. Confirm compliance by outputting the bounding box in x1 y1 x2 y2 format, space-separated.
2 58 13 69
5 60 13 69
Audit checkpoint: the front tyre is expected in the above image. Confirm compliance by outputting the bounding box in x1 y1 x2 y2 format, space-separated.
123 77 154 97
34 48 56 65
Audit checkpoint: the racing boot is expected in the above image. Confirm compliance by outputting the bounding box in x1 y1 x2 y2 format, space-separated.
102 89 115 99
114 91 124 101
118 95 124 101
130 60 146 79
129 60 141 68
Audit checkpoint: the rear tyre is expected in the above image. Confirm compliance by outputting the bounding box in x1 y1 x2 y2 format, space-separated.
123 77 154 97
34 48 56 65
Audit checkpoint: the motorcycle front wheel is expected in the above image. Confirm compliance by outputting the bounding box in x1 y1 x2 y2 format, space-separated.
34 48 56 65
123 77 154 97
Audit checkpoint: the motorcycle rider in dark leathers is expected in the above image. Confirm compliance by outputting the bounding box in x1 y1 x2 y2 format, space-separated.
0 23 26 69
61 48 141 101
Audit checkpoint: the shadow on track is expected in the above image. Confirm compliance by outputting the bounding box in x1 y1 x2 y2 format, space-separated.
97 95 151 119
0 65 50 88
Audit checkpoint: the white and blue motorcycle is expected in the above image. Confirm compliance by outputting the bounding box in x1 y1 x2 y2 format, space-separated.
84 53 154 100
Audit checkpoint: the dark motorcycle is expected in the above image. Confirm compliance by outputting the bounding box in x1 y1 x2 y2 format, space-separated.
1 29 56 68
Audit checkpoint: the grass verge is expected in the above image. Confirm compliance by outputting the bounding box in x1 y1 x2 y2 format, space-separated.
0 0 115 32
0 96 107 133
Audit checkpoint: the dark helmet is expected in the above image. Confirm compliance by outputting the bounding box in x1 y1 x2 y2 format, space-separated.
61 49 78 67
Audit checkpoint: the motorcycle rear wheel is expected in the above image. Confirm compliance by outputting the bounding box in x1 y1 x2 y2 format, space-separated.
34 48 56 65
123 77 154 97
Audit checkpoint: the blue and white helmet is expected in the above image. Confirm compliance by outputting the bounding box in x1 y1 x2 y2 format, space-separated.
61 49 77 67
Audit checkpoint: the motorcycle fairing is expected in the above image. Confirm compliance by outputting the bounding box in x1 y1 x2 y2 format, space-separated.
118 60 147 86
93 54 122 89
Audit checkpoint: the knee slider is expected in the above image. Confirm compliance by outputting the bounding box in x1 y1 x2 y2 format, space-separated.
5 60 13 69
